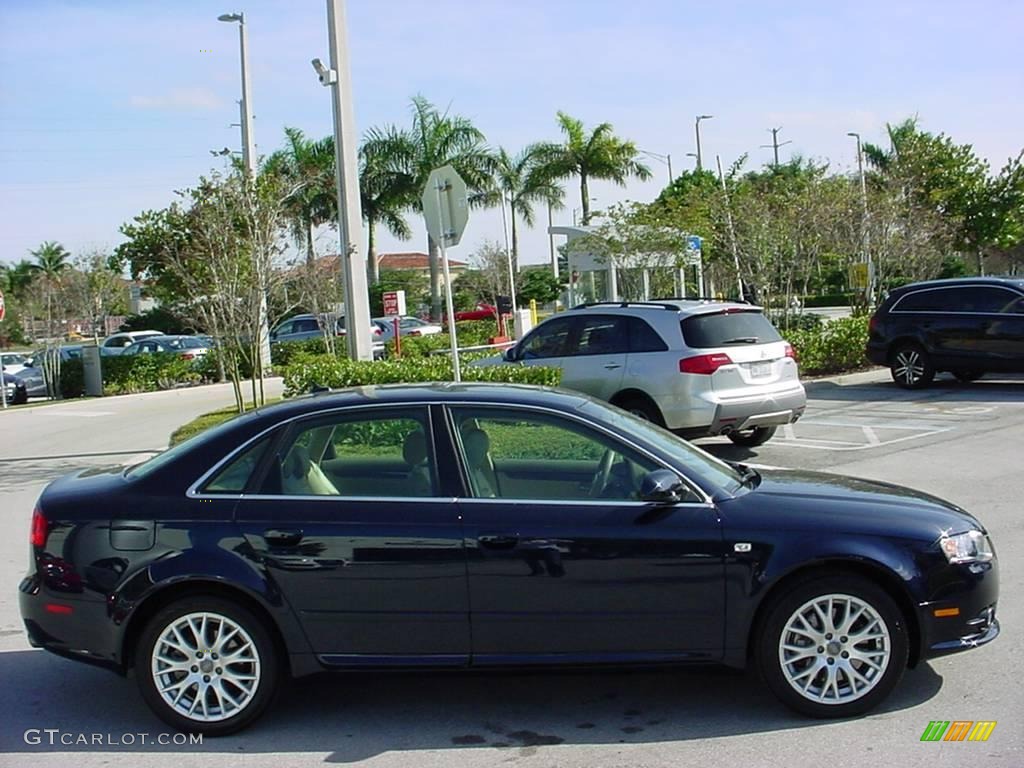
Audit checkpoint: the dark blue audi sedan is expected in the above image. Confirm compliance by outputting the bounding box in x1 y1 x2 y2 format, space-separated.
19 383 999 735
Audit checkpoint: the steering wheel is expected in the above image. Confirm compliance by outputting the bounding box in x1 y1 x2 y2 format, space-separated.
589 449 616 498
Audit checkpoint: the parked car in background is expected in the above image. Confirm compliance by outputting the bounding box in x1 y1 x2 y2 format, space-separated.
454 303 497 322
1 352 30 376
19 383 999 734
10 346 82 399
272 313 386 359
101 330 163 356
477 300 806 446
866 276 1024 389
122 335 212 360
371 316 443 343
1 370 28 404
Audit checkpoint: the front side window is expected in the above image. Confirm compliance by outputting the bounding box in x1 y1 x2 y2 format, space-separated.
450 406 668 501
262 409 435 497
519 317 574 359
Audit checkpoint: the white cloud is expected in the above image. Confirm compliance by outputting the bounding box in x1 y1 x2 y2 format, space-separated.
129 87 223 111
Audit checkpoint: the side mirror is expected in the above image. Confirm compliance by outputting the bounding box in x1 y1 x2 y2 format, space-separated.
503 347 517 363
640 469 686 504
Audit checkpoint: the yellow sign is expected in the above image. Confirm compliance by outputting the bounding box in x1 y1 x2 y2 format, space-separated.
849 263 869 290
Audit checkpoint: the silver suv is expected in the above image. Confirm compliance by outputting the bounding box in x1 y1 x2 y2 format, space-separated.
482 300 806 446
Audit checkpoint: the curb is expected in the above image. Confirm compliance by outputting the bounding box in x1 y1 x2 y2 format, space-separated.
803 367 890 390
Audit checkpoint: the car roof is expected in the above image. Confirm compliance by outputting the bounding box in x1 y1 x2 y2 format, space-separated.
891 276 1024 294
567 299 763 317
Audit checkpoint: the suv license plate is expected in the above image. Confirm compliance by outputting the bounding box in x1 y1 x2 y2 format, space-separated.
750 362 772 377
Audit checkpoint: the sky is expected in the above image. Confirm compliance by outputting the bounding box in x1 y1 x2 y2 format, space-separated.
1 0 1023 270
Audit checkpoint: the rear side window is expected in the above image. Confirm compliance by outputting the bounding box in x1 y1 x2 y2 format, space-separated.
202 436 272 494
628 317 668 352
894 288 956 311
680 311 782 348
571 315 629 355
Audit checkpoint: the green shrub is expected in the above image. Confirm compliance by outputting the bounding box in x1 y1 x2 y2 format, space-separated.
271 337 342 368
766 311 824 332
282 353 560 398
784 316 869 376
803 292 855 308
389 319 505 359
59 353 201 398
59 360 85 398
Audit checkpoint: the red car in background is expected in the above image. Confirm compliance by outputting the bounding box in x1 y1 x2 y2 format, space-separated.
452 303 498 322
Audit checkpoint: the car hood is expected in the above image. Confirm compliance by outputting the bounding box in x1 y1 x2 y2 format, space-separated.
721 468 985 537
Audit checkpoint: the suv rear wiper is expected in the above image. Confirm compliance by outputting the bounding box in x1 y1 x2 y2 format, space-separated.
722 336 759 344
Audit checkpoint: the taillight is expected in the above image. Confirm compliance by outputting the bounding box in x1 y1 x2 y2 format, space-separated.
30 507 48 547
784 342 797 361
679 353 733 375
181 353 195 361
869 315 879 335
409 330 422 337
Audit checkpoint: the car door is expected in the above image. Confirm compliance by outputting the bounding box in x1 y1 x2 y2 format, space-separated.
973 287 1024 370
447 404 725 662
557 314 629 401
232 405 471 663
512 314 575 373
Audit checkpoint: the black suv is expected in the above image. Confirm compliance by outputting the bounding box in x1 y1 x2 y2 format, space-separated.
867 277 1024 388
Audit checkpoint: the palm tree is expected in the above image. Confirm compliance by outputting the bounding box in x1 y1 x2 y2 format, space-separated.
362 96 495 319
263 127 336 266
535 112 652 225
30 241 71 338
1 259 37 300
484 146 565 274
359 134 416 285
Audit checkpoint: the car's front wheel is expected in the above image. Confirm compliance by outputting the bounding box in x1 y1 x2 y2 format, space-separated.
890 343 934 389
728 426 777 447
136 597 278 735
756 575 909 718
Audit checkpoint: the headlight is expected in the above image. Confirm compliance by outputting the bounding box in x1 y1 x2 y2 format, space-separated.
940 530 994 564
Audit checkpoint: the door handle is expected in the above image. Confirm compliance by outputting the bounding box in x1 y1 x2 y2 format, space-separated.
478 533 519 550
603 363 622 370
263 528 304 546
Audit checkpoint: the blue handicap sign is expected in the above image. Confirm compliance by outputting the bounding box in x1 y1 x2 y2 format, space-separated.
686 235 702 252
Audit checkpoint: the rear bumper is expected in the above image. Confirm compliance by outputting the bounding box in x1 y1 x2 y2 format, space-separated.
707 386 807 435
865 341 889 366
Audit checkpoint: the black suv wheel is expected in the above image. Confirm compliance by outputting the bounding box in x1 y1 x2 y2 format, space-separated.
890 343 934 389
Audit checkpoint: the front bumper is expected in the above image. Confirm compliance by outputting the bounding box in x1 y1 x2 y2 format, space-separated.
917 558 1000 662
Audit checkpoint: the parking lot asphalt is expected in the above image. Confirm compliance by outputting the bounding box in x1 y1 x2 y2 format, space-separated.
0 371 1021 767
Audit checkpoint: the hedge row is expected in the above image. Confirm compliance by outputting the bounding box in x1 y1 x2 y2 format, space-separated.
784 315 870 376
282 351 560 398
388 319 504 359
59 353 201 398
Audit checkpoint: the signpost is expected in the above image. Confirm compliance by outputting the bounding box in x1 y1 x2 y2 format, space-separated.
684 235 704 296
0 289 6 408
382 290 406 318
421 165 470 381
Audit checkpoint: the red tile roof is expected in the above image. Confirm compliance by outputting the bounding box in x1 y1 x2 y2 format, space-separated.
377 252 467 270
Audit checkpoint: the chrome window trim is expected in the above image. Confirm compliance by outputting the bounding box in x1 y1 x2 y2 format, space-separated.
890 285 1024 315
454 496 715 509
186 397 718 506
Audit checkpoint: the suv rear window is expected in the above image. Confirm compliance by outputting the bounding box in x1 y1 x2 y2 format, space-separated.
680 310 782 348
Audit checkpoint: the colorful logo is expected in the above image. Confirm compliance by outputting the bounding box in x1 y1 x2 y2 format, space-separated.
920 721 997 742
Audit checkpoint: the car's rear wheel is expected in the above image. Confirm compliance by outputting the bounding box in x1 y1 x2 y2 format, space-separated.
890 343 934 389
728 426 777 447
953 370 984 383
618 396 665 427
136 597 278 736
756 575 908 718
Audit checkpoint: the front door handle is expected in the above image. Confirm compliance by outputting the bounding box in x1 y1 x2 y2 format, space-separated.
478 533 519 550
264 528 304 546
603 363 622 370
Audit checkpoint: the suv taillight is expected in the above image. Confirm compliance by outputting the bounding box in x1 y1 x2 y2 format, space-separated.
868 315 879 335
784 342 797 361
680 353 732 375
30 507 48 547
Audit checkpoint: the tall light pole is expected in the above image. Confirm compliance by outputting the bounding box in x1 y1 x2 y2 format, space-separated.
640 150 673 184
695 115 713 171
219 11 271 377
848 131 874 305
311 0 373 360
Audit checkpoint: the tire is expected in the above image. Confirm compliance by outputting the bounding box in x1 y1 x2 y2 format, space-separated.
728 426 777 447
755 574 909 719
889 343 934 389
11 388 28 405
953 370 984 383
135 597 278 736
619 396 665 427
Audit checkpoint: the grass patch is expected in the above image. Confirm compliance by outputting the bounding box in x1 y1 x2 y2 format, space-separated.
169 399 281 446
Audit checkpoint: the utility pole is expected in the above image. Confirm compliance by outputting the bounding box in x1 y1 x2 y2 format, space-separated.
314 0 373 360
695 115 713 171
761 126 793 168
848 131 874 305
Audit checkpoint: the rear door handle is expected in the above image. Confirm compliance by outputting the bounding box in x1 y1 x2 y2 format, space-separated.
603 363 622 370
264 528 304 546
478 533 519 550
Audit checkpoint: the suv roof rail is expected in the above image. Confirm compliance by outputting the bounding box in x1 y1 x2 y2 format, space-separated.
653 295 753 305
570 301 682 311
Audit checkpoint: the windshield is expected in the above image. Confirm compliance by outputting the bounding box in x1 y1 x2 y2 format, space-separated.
580 400 744 495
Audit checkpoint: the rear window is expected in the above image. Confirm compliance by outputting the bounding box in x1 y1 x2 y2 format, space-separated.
680 311 782 348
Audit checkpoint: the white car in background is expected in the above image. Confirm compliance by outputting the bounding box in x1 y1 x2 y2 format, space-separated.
372 316 443 343
0 352 30 376
100 330 163 356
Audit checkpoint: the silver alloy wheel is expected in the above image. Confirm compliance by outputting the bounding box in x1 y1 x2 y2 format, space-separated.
778 593 891 704
151 611 261 723
893 349 924 385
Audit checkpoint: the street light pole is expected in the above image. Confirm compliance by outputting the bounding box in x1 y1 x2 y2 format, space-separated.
219 11 271 378
640 150 673 184
315 0 373 360
848 132 874 305
695 115 713 171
